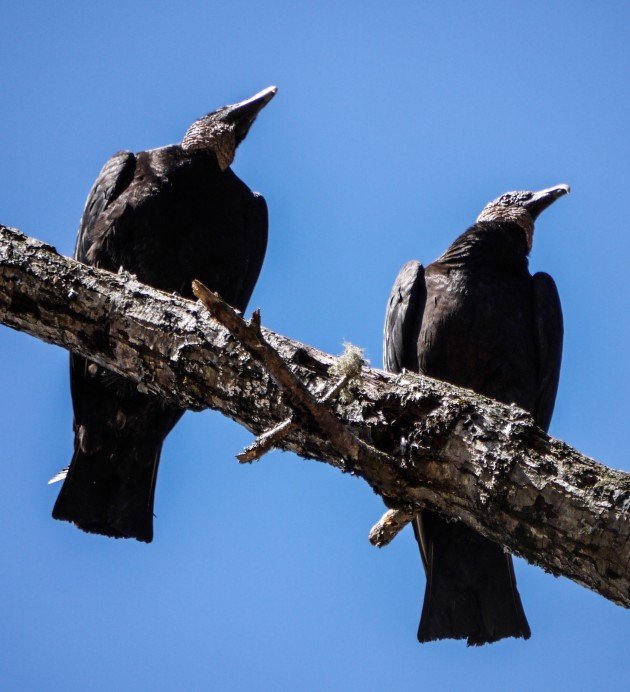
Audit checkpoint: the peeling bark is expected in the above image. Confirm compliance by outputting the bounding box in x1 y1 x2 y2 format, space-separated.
1 225 629 608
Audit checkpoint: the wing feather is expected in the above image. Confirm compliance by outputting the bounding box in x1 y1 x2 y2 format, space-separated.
383 260 428 572
71 151 136 429
383 260 426 372
74 151 136 263
532 272 563 432
236 192 268 312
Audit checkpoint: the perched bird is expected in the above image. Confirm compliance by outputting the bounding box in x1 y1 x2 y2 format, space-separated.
52 86 277 542
384 184 568 645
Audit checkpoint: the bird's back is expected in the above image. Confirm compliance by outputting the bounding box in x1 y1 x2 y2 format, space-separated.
419 223 538 411
81 145 267 310
420 261 537 410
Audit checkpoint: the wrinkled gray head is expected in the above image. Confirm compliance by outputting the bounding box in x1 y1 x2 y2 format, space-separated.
182 86 277 169
476 184 570 250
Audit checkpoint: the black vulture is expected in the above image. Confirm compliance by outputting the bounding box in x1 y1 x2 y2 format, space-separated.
53 86 277 542
384 184 568 644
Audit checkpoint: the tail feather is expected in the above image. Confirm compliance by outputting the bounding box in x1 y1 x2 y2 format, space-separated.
414 512 530 645
52 442 162 543
48 467 69 485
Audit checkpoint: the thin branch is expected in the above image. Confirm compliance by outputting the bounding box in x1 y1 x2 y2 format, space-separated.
236 416 296 462
235 372 351 464
320 374 351 403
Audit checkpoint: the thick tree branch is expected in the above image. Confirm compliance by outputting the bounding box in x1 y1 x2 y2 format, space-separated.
1 225 629 608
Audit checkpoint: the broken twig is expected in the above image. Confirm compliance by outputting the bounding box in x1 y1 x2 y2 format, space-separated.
192 280 395 480
236 416 297 463
369 507 419 547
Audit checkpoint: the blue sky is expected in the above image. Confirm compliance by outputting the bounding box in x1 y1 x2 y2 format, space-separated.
1 2 628 690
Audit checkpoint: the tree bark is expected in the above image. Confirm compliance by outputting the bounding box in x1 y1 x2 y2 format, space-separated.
1 224 629 608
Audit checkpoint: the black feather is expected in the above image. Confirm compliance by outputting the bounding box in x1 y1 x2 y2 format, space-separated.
384 218 563 644
54 136 268 542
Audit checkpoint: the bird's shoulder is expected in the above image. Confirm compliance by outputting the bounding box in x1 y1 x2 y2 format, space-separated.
435 221 529 270
75 150 137 263
140 144 210 176
383 260 426 372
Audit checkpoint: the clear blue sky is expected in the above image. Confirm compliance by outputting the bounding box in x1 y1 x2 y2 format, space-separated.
1 2 628 690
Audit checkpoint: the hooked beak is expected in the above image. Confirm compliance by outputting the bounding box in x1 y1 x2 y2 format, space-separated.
222 86 278 142
524 183 570 220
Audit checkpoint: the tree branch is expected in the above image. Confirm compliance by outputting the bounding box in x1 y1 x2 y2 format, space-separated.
191 280 393 483
1 224 629 608
368 507 419 547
